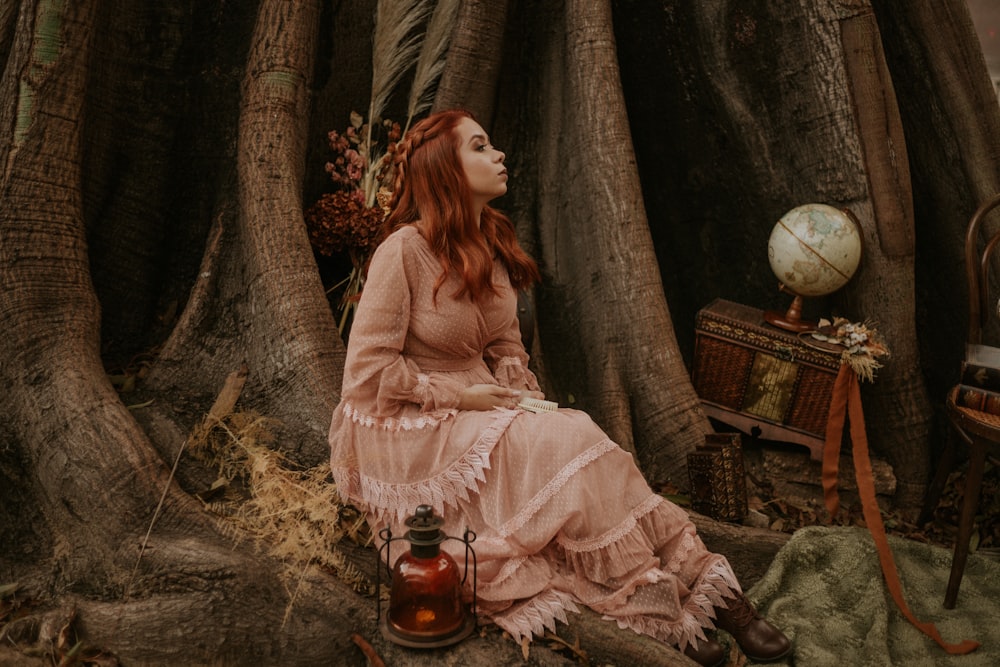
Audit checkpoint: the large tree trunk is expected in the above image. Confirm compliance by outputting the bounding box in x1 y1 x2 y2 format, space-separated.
0 2 707 663
0 0 144 587
0 2 358 664
143 0 343 465
873 0 1000 429
612 0 935 506
497 0 713 487
83 1 199 358
834 3 928 509
432 0 510 126
5 0 1000 663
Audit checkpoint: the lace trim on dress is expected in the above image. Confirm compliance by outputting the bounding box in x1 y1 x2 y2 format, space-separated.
487 588 580 643
340 400 454 432
557 497 696 590
482 554 529 590
496 439 619 538
605 557 740 652
557 493 664 553
354 408 520 524
665 531 698 574
493 355 538 390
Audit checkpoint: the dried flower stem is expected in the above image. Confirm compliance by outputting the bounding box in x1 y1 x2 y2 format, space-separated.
811 317 890 382
366 0 433 202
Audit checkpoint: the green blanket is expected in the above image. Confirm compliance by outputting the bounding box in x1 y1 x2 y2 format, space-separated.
747 526 999 666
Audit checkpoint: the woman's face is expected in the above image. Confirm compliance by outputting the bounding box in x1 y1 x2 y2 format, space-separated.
455 117 507 207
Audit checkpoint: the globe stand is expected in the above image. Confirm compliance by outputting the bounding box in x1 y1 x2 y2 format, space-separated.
764 287 817 333
764 204 862 333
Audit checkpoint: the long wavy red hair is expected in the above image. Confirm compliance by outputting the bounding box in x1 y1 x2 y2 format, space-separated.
383 109 540 301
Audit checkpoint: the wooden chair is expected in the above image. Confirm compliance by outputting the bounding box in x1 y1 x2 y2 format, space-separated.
920 192 1000 609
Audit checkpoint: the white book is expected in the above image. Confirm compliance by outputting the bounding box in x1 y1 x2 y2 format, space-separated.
966 343 1000 368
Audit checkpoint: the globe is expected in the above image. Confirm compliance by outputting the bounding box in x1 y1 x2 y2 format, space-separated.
764 203 863 332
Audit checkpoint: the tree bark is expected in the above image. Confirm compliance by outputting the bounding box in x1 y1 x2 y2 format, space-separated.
0 0 166 583
144 0 343 465
0 3 360 664
82 1 201 357
0 2 17 72
825 3 927 509
872 0 1000 426
4 0 1000 664
433 0 510 126
497 0 713 487
612 0 937 505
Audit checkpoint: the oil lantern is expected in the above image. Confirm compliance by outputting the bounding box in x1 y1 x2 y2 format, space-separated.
377 505 478 648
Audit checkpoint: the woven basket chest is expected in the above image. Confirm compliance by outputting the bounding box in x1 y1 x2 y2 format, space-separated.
691 299 843 460
688 433 748 523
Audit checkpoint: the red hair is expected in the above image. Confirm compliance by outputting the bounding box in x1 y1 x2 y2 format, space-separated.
383 109 540 301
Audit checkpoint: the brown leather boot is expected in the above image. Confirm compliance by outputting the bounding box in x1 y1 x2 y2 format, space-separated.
682 637 725 667
715 593 791 662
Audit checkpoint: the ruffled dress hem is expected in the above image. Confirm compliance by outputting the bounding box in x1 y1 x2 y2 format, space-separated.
332 403 520 524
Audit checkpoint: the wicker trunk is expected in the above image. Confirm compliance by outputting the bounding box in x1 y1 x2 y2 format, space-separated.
691 298 843 461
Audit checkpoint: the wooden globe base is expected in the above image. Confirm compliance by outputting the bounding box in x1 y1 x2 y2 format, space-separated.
764 293 817 333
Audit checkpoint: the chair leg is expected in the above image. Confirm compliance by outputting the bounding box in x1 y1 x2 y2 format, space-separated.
944 442 987 609
920 432 957 525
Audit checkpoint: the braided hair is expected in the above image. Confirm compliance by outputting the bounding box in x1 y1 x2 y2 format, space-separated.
383 109 540 302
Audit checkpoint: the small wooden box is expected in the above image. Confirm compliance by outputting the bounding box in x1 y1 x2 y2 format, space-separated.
691 299 843 460
688 433 748 522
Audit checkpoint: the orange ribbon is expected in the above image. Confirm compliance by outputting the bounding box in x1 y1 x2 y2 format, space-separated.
822 364 980 655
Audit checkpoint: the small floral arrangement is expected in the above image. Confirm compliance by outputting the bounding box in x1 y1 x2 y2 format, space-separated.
305 112 401 334
811 317 890 382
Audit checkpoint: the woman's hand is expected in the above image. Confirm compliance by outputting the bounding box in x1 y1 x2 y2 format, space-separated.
458 384 539 411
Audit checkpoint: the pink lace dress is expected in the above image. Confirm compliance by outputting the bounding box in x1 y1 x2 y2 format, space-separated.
329 225 740 650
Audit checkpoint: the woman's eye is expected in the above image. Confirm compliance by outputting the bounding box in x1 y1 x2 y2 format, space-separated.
476 144 488 152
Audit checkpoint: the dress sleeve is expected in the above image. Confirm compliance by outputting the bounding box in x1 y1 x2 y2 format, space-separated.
340 234 464 415
484 301 541 392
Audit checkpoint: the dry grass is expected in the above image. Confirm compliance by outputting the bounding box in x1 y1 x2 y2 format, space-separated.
187 411 374 623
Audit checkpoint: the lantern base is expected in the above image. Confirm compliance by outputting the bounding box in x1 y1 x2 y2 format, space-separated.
380 609 476 649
